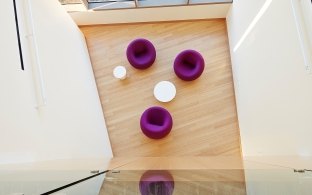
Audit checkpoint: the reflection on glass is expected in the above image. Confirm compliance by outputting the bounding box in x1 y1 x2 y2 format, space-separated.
59 0 82 4
86 0 232 10
88 0 132 2
139 170 174 195
100 169 248 194
89 0 136 10
137 0 188 7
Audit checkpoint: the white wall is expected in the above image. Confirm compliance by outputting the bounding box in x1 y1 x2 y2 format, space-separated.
227 0 312 157
70 3 231 25
0 0 112 164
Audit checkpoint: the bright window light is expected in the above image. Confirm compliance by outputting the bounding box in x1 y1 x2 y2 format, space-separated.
233 0 273 52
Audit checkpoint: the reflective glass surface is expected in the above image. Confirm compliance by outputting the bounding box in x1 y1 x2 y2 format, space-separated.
3 158 311 194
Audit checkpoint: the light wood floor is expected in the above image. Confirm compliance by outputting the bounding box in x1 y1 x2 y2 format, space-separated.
80 20 242 157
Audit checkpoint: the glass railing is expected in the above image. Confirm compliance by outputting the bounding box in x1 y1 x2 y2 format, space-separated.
55 166 312 195
0 158 110 195
41 170 107 195
100 169 247 194
0 170 104 195
2 158 312 195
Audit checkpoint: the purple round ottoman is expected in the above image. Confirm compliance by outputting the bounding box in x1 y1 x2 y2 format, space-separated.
140 106 173 139
174 49 205 81
126 38 156 69
139 170 174 195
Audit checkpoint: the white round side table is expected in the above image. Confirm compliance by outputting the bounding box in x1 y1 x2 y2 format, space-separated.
113 66 127 80
154 81 176 102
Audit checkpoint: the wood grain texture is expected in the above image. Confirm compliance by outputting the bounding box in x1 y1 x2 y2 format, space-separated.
80 19 242 157
107 156 245 170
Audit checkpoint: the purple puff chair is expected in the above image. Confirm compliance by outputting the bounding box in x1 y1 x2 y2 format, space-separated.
140 106 173 139
139 170 174 195
174 49 205 81
127 38 156 69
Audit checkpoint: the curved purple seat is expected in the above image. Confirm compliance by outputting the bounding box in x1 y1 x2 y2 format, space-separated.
126 38 156 69
174 50 205 81
139 170 174 195
140 106 173 139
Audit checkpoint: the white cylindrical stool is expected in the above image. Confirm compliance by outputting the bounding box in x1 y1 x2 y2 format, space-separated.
154 81 176 102
113 66 127 80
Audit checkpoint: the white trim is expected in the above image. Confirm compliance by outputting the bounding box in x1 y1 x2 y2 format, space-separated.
290 0 312 74
25 0 47 108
